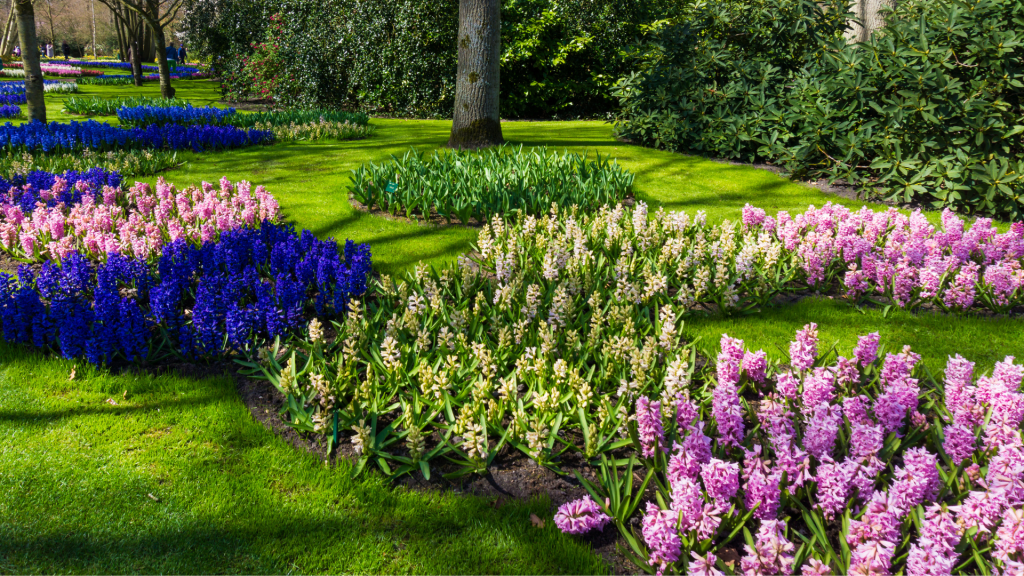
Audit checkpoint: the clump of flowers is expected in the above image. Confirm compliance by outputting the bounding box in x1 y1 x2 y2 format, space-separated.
553 495 611 535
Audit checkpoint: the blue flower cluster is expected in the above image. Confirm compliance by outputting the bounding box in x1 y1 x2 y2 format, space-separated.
0 167 122 212
117 104 238 128
0 94 26 105
0 105 19 118
60 60 160 72
0 80 76 94
0 222 372 365
0 120 274 153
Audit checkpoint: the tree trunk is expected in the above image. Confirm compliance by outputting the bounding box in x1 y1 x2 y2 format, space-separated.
845 0 896 43
0 4 16 57
130 37 142 85
44 0 55 49
448 0 503 149
150 21 173 98
13 0 44 123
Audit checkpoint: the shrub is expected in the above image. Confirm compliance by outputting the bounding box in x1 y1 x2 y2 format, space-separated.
349 145 635 223
184 0 684 117
613 0 1024 219
0 221 371 364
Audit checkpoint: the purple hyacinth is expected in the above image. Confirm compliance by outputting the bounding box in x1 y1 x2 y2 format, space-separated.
943 423 976 464
553 495 611 535
642 502 682 576
853 332 881 367
803 403 843 460
636 396 666 458
701 458 740 509
789 323 818 372
743 350 768 383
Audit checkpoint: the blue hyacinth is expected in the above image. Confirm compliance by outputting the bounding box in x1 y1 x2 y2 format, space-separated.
0 120 274 153
0 221 372 365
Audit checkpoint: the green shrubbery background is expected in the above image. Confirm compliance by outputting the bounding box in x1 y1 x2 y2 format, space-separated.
614 0 1024 218
183 0 678 118
183 0 1024 217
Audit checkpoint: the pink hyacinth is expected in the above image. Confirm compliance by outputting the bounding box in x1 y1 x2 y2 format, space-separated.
943 423 977 464
801 558 831 575
636 396 666 458
776 371 799 400
553 495 611 535
717 335 745 387
642 502 682 576
853 332 881 367
701 458 740 509
789 323 818 372
743 350 768 383
802 368 837 410
803 403 842 460
689 552 723 576
741 519 796 576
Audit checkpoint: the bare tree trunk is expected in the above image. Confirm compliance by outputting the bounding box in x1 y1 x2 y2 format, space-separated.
44 0 55 49
130 37 142 85
845 0 896 43
448 0 503 149
151 22 173 98
0 4 16 57
13 0 44 123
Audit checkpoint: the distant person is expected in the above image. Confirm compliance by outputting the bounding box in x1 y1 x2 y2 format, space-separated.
61 41 69 60
165 41 177 67
177 44 186 65
46 43 53 58
12 46 19 57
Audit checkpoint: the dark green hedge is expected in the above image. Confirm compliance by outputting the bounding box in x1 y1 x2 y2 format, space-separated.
613 0 1024 219
182 0 682 118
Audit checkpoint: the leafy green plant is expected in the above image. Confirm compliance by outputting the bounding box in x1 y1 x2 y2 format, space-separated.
349 145 634 223
614 0 1024 219
231 108 369 128
254 120 374 142
62 96 191 116
0 148 180 178
77 76 135 85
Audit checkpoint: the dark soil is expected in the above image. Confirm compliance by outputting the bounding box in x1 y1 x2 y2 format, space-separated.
234 372 638 574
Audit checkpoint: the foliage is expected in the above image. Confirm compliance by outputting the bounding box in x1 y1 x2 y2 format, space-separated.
183 0 686 117
78 75 136 85
63 96 190 116
256 120 375 142
229 109 369 128
0 149 179 179
0 120 274 153
613 0 1024 219
0 220 371 365
246 199 1022 482
349 145 634 223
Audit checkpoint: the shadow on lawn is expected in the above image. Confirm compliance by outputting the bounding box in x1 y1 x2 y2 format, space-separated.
0 393 223 428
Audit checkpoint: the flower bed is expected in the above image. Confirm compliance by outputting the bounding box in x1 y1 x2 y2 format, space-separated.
43 82 78 93
0 222 371 364
546 327 1024 576
0 94 26 105
0 120 273 153
60 60 160 72
349 145 635 224
255 120 374 142
1 175 280 262
0 149 179 180
230 109 370 128
0 105 19 118
63 96 189 116
78 75 134 86
5 61 102 77
116 104 238 128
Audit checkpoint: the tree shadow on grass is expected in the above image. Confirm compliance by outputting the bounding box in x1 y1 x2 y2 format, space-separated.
0 392 223 429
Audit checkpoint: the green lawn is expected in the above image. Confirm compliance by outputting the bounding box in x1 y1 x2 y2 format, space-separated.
1 78 1021 574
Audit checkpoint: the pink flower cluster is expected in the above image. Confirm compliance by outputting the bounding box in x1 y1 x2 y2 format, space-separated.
744 203 1024 313
552 495 610 535
0 176 279 262
8 61 101 77
591 326 1024 575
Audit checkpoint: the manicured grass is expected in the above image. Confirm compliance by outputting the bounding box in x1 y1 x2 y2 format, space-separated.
0 345 608 574
2 78 1021 574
